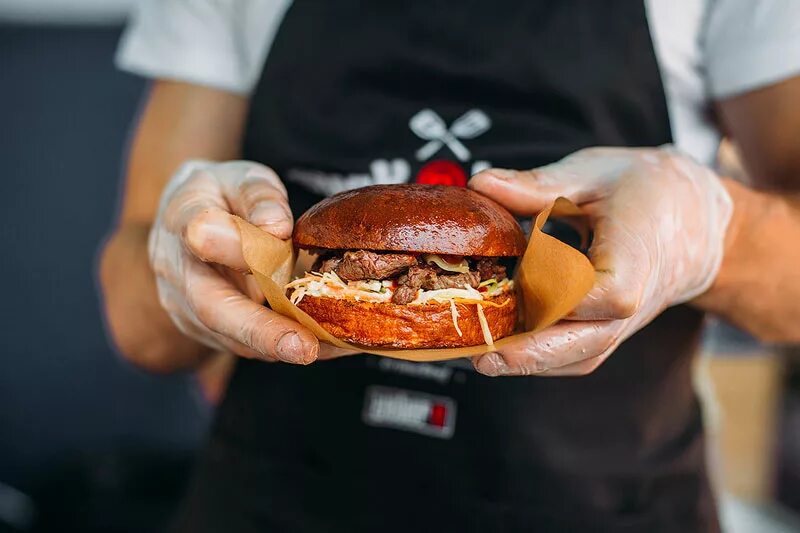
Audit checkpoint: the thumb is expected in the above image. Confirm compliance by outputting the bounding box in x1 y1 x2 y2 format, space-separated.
182 162 292 272
468 148 626 215
215 161 294 240
183 207 250 272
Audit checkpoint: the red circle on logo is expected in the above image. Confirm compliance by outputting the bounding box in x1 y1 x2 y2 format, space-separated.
415 160 467 187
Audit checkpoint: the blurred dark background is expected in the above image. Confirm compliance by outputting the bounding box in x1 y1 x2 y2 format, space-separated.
0 14 210 533
1 5 800 533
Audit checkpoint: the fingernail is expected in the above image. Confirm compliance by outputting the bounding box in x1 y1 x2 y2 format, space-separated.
275 331 314 364
250 202 290 226
250 203 292 238
475 352 510 376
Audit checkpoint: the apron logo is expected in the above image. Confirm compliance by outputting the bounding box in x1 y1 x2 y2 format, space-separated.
286 108 492 196
362 386 457 439
410 108 490 162
411 109 491 187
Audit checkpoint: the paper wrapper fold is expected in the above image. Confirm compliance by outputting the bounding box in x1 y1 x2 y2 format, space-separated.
234 197 595 362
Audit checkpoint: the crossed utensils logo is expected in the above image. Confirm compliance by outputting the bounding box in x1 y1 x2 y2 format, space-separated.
285 108 492 196
409 108 491 162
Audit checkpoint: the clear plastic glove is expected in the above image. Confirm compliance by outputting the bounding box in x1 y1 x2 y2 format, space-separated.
468 147 733 376
149 160 353 364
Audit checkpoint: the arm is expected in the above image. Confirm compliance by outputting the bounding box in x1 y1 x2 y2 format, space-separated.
693 76 800 342
467 79 800 376
100 80 249 371
99 81 334 374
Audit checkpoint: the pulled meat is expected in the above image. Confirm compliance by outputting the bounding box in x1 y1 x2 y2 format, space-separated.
391 265 480 304
429 271 481 290
475 258 507 281
403 265 479 291
335 250 418 281
391 284 418 305
401 264 438 288
315 256 342 273
310 250 508 305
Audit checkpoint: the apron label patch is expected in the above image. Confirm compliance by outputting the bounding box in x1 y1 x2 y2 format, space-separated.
362 386 457 439
376 358 454 384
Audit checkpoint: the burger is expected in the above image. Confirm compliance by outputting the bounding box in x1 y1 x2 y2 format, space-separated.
286 184 526 348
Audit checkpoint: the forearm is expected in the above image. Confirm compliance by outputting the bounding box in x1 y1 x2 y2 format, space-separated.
99 80 248 372
100 222 212 372
693 178 800 342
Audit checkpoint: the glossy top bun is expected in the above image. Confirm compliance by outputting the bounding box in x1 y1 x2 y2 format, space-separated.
293 184 527 256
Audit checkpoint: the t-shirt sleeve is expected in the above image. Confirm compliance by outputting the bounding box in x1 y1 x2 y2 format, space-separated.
703 0 800 98
116 0 292 95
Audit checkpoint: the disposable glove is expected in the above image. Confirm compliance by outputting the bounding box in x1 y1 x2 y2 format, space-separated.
468 147 733 376
149 160 351 364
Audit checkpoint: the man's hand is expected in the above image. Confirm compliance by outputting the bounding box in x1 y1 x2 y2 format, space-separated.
149 160 350 364
468 147 733 376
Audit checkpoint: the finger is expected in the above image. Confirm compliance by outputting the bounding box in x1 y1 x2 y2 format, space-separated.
172 164 292 272
202 325 277 361
242 272 266 302
163 168 228 235
213 265 265 303
564 197 652 321
158 168 250 272
183 259 319 364
184 207 250 271
209 330 278 361
469 168 580 216
564 271 639 321
216 162 293 240
468 149 624 215
472 320 623 376
155 279 272 360
536 355 606 377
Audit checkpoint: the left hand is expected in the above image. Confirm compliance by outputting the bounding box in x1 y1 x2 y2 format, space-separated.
468 147 733 377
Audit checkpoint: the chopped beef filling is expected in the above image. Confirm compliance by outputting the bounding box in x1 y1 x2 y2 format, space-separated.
391 284 418 305
335 250 418 281
316 256 342 273
401 265 480 291
430 271 481 290
475 257 507 281
392 265 481 304
400 264 438 288
311 250 508 305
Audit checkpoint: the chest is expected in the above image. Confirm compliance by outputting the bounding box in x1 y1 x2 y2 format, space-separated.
244 1 671 204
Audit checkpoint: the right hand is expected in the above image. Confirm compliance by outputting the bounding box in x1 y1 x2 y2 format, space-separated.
149 160 349 364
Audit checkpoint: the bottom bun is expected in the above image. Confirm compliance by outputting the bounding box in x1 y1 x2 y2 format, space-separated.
296 292 517 349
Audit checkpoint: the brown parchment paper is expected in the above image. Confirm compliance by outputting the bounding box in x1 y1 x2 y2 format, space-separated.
233 197 595 362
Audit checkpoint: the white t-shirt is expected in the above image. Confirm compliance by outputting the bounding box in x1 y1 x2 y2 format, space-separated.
116 0 800 166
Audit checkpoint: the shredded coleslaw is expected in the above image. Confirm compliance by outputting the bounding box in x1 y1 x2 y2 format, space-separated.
285 265 513 343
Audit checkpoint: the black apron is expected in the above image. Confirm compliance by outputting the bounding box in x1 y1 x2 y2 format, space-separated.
173 2 719 531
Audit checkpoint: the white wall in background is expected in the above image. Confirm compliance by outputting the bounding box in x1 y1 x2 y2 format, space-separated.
0 0 135 25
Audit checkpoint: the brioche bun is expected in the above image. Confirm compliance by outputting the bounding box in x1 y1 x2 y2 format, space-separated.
297 292 517 348
293 184 526 256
